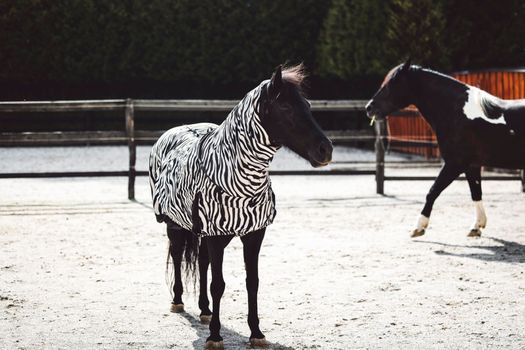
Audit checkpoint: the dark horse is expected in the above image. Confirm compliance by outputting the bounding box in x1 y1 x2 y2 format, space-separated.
149 65 332 348
366 60 525 238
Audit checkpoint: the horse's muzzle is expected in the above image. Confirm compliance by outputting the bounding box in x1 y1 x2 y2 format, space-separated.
365 99 386 121
308 139 333 168
365 100 376 119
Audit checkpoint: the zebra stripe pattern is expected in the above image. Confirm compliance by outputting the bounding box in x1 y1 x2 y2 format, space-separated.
149 80 279 237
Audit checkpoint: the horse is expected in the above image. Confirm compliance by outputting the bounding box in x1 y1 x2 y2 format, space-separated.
366 60 525 238
149 64 332 348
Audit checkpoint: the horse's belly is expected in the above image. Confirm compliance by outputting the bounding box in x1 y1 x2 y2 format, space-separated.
195 179 277 237
470 131 525 168
439 123 525 168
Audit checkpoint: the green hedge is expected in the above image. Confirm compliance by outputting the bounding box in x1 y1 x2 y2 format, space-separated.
0 0 524 99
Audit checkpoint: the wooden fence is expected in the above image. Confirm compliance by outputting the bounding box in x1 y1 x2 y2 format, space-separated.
0 99 374 199
454 69 525 99
0 98 523 198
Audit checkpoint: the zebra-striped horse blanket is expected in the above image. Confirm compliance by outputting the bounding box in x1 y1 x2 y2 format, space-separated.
149 81 279 237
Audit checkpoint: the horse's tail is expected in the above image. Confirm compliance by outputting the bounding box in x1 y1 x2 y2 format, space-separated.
182 229 199 283
166 228 199 296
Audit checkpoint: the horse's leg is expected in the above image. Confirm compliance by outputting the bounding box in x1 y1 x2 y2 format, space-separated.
465 166 486 237
412 163 463 237
206 235 234 349
198 238 212 323
240 228 267 346
166 223 186 312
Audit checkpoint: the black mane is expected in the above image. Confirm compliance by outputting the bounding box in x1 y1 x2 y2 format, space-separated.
411 66 467 93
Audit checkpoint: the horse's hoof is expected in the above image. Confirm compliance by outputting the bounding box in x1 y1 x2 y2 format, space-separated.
204 340 224 349
200 314 212 324
170 303 184 313
468 229 481 237
249 337 268 347
411 229 425 238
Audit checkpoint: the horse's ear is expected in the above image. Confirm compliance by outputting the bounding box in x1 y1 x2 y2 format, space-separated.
401 58 411 72
269 65 283 98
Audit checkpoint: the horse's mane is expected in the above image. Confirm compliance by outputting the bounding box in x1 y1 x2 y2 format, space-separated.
383 64 468 91
282 63 307 90
410 65 467 88
381 64 402 87
417 66 466 86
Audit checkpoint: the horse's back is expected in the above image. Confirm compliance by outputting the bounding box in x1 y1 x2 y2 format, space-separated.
152 122 217 154
150 123 217 171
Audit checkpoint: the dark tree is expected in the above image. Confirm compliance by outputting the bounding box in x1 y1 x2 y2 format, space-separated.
317 0 389 78
443 0 525 70
385 0 449 70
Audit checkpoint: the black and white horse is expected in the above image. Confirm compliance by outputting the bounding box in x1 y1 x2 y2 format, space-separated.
149 65 332 348
366 60 525 238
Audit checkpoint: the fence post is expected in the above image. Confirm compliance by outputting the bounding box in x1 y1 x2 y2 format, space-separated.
125 99 136 200
521 169 525 192
375 119 386 195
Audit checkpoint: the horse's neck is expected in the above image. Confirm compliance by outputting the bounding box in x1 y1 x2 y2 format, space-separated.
411 69 468 130
203 92 278 196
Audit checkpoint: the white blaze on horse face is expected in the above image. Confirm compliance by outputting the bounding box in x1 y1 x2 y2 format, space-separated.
471 200 487 230
463 87 506 125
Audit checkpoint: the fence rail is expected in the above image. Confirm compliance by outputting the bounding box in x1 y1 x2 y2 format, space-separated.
1 99 523 198
0 99 369 113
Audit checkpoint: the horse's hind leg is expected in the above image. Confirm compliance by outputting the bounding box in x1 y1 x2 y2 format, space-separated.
167 223 186 312
466 166 486 237
241 228 267 346
198 238 212 323
412 163 463 237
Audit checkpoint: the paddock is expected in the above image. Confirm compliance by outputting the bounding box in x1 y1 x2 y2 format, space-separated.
1 147 524 349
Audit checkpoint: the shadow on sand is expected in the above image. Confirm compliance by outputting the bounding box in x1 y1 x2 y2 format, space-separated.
177 312 294 350
414 236 525 263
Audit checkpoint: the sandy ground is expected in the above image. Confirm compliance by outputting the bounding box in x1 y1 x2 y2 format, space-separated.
1 147 524 349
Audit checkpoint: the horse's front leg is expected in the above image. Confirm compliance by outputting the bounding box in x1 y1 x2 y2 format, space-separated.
466 166 487 237
412 163 463 237
198 238 212 323
241 228 267 346
206 235 234 349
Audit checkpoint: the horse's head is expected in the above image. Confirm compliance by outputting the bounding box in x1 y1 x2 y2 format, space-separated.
260 64 332 167
366 59 414 121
